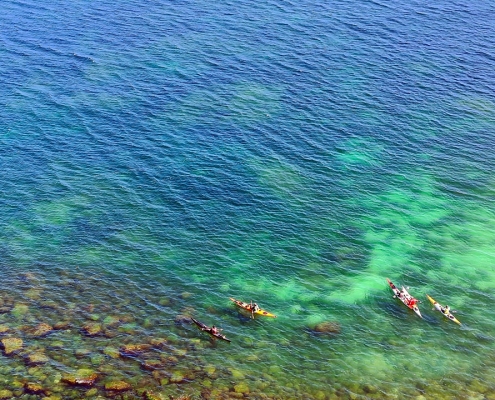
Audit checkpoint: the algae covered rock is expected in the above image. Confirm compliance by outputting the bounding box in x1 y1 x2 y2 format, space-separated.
24 382 47 395
62 369 98 387
1 337 23 355
53 321 71 330
102 315 121 328
311 321 341 335
143 391 162 400
29 322 53 337
141 359 163 371
11 303 29 318
0 325 9 335
25 351 50 366
120 344 151 357
234 382 250 394
169 371 186 384
0 390 13 399
81 322 102 336
102 346 120 359
74 348 92 358
104 381 131 391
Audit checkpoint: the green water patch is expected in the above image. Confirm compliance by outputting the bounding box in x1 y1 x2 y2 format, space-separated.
33 196 91 227
328 174 452 304
335 137 384 168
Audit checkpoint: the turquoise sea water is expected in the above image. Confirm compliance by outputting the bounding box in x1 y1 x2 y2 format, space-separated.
1 0 495 398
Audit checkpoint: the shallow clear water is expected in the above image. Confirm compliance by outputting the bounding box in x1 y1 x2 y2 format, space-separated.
1 0 495 398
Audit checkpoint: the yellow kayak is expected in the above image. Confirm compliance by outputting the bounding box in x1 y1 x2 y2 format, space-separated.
426 294 461 325
229 298 276 318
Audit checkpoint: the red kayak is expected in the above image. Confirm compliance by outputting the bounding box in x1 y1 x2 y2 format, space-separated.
386 278 422 318
191 318 231 342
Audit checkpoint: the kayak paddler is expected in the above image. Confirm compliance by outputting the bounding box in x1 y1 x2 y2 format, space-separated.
210 325 222 335
407 298 418 307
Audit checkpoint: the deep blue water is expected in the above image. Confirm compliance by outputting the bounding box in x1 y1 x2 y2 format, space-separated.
1 0 495 399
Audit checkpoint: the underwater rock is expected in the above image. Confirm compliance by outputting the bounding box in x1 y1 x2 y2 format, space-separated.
230 369 245 380
39 300 59 309
24 382 47 395
103 329 118 338
169 371 186 384
158 297 171 306
117 323 139 334
234 382 250 394
0 390 13 399
174 314 191 325
204 364 216 377
143 391 162 400
102 315 121 328
25 351 50 366
53 321 71 330
162 355 179 365
25 289 42 300
120 344 152 357
85 388 98 397
141 359 163 371
0 325 9 335
21 272 37 282
62 369 98 387
89 314 100 321
11 304 29 318
1 337 23 355
29 322 53 337
74 348 92 358
173 348 187 357
149 338 168 348
102 346 120 359
81 322 102 336
104 381 132 391
311 321 341 335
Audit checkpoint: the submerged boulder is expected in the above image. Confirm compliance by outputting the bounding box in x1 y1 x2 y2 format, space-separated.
28 322 53 337
104 381 131 391
1 337 23 355
310 321 341 335
120 344 152 357
143 391 162 400
141 359 163 371
24 382 47 395
25 351 50 366
81 322 102 336
53 321 71 330
62 369 98 387
0 390 14 399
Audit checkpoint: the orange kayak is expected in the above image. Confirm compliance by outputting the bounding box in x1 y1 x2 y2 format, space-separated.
229 298 276 318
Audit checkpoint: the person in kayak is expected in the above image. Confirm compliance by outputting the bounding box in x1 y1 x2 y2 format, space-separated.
210 326 222 335
442 305 451 315
407 298 418 307
252 303 260 312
